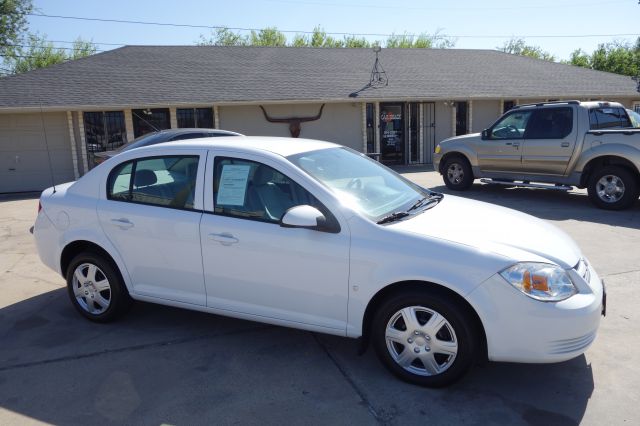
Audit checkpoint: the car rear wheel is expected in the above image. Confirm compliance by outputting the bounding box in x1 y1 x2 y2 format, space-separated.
66 252 132 322
442 156 473 190
587 166 638 210
372 290 477 387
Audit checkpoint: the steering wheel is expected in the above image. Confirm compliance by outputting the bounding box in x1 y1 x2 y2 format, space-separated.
346 178 363 191
506 124 520 136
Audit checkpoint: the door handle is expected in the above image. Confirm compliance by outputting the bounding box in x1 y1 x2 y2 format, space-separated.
110 218 134 229
561 142 570 147
208 233 239 246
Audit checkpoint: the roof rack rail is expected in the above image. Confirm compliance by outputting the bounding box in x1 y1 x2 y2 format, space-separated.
512 100 580 109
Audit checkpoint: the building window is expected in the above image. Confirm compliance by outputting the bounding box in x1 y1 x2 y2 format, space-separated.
503 100 516 113
634 102 640 114
177 107 214 129
455 101 468 136
83 111 127 167
365 103 375 153
132 108 171 138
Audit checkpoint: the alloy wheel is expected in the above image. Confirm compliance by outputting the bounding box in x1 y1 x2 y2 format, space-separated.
596 174 625 203
71 263 112 314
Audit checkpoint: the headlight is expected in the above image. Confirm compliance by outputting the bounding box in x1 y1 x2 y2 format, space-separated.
435 145 441 154
500 262 577 302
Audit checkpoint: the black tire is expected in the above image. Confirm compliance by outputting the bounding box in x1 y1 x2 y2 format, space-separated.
587 166 638 210
66 252 132 322
442 156 474 190
371 289 477 387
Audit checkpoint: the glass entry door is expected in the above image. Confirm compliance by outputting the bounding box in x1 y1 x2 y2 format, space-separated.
380 103 404 164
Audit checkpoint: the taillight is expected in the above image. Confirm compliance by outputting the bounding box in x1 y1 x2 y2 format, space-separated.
38 200 42 213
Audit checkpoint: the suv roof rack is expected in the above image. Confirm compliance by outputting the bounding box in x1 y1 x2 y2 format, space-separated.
512 100 580 109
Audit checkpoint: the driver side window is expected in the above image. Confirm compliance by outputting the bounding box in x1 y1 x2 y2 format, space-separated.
489 111 533 140
212 157 323 224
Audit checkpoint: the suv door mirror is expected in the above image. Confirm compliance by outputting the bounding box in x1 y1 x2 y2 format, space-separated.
481 129 490 139
281 205 328 231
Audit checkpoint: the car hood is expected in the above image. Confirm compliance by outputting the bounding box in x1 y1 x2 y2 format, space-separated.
441 133 481 144
388 195 581 268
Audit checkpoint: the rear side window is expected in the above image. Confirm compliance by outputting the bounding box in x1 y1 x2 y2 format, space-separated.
589 107 631 129
524 108 573 139
107 155 199 210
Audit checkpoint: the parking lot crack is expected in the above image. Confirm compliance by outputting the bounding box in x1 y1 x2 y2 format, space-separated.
0 325 271 372
312 333 385 425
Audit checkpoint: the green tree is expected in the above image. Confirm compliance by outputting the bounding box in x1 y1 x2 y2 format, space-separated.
249 27 287 47
590 40 639 77
499 38 555 61
11 34 96 74
568 48 591 68
198 28 247 46
385 31 454 49
0 0 33 57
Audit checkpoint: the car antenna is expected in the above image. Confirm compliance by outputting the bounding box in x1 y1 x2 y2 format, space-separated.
38 102 57 193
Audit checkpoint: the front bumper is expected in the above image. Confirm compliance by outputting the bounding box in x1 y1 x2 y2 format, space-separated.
466 262 604 363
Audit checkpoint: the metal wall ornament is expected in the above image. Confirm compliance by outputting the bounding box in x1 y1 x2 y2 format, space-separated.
259 104 325 138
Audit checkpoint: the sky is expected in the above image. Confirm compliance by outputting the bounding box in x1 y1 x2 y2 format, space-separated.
25 0 640 60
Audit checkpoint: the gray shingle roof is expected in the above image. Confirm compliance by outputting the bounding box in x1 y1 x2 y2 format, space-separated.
0 45 638 110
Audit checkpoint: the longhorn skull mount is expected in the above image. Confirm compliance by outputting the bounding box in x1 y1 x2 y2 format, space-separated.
259 104 325 138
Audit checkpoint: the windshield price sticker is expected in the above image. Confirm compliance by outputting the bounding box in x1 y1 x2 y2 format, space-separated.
217 164 251 206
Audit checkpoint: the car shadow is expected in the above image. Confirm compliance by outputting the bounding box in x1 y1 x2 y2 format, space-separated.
428 183 640 230
0 288 594 425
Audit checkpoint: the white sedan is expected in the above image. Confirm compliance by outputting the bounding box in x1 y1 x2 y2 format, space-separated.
33 136 605 387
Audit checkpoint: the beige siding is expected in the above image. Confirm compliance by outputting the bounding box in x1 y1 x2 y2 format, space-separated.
218 103 363 151
0 112 74 192
472 100 501 133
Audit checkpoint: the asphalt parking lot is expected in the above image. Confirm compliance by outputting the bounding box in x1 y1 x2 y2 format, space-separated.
1 168 639 425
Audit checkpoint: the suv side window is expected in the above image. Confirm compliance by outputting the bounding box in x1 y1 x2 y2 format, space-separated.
489 111 533 139
589 107 632 129
107 155 199 210
213 156 325 224
524 107 573 139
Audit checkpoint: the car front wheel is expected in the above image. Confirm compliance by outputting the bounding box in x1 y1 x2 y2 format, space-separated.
372 290 477 387
66 252 132 322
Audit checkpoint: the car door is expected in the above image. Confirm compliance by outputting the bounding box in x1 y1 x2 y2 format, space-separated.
200 150 350 332
97 149 207 305
476 110 533 173
521 107 577 176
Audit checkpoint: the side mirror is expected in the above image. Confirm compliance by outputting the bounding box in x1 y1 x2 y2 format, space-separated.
281 205 328 231
481 129 490 140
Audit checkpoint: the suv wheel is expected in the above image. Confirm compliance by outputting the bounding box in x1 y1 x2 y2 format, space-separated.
587 166 638 210
442 157 473 190
372 290 477 387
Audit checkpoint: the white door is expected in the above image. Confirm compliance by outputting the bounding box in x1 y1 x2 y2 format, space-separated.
200 152 350 331
97 151 207 305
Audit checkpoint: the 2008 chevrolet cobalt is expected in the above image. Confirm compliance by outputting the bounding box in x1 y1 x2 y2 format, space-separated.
33 137 605 387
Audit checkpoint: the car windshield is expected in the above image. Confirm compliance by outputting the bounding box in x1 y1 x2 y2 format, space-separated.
287 147 438 222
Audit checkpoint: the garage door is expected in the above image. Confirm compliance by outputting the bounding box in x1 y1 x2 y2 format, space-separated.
0 112 75 193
